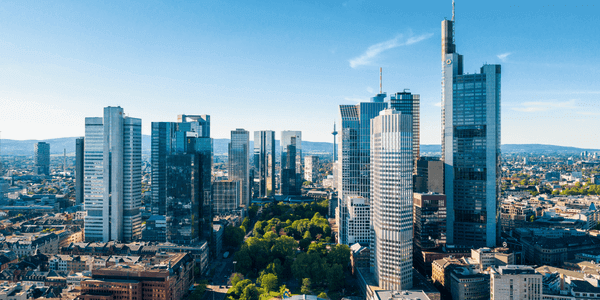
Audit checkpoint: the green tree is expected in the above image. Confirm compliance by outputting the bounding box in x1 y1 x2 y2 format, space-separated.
327 264 344 291
230 279 252 297
265 259 283 278
234 247 252 274
231 273 244 286
299 239 311 252
301 278 312 295
224 226 246 249
271 236 297 260
248 205 259 219
242 217 250 232
327 244 350 267
318 292 328 299
240 284 260 300
260 273 278 292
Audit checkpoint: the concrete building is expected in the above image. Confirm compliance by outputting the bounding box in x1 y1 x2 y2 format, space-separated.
229 129 250 207
337 94 387 245
84 107 142 242
304 155 319 183
345 196 370 245
490 265 542 300
253 130 275 198
441 10 502 248
370 108 413 290
212 180 240 215
449 266 490 300
471 247 514 270
34 142 50 176
75 137 84 206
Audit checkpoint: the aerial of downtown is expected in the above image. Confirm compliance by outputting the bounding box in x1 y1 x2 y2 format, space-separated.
1 1 599 300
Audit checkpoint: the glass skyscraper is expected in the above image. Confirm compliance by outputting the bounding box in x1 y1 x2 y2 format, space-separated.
280 131 302 196
75 137 84 206
84 107 142 242
253 130 275 198
390 91 420 173
370 109 413 290
336 95 387 245
442 15 501 247
151 115 212 244
34 142 50 176
229 129 250 207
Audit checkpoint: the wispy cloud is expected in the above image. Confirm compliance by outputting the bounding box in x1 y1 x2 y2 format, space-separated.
434 102 442 107
349 33 433 68
512 99 577 112
497 52 512 62
366 87 374 94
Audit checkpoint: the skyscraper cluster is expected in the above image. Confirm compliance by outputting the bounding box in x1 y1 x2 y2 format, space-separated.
334 5 501 292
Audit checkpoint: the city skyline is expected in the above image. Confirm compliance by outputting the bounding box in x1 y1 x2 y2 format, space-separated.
1 1 599 148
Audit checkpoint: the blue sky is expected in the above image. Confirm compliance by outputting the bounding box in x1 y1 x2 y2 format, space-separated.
1 0 599 148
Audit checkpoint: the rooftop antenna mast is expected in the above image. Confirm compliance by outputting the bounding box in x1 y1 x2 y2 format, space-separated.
379 67 382 94
452 0 456 45
452 0 455 22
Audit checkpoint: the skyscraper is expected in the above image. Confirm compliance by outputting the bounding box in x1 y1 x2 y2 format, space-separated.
390 91 420 173
84 106 142 242
75 137 84 206
212 180 240 215
34 142 50 176
442 8 501 247
370 108 413 290
151 115 212 244
336 94 387 245
253 130 275 198
304 155 319 183
229 129 250 207
280 131 302 196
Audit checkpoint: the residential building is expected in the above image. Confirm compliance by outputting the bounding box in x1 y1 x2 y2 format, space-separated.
304 155 319 183
281 131 302 196
336 94 387 245
34 142 50 176
490 265 542 300
84 107 142 242
229 129 250 207
253 130 275 198
389 91 420 173
441 12 502 248
75 137 84 205
370 108 413 290
212 180 240 215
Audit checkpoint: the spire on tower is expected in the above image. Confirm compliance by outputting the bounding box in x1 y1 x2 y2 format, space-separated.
379 67 382 94
452 0 455 22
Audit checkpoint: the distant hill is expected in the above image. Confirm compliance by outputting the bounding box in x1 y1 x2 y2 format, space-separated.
1 137 598 156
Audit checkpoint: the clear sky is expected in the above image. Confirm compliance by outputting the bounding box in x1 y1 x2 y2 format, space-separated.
1 1 599 148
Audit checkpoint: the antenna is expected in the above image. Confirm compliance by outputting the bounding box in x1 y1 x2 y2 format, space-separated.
63 148 66 174
379 67 382 94
452 0 455 22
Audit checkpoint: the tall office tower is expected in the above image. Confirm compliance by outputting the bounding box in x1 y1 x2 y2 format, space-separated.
336 95 387 245
280 131 302 196
84 107 142 242
370 109 413 290
212 180 240 215
390 91 420 173
413 193 446 273
442 8 501 247
253 130 275 198
414 157 444 194
304 155 319 183
229 129 250 207
75 137 84 206
151 115 212 244
34 142 50 176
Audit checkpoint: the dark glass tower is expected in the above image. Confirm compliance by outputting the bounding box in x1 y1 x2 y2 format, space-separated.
75 137 84 206
253 130 275 198
441 11 501 247
34 142 50 176
390 91 420 173
280 131 302 196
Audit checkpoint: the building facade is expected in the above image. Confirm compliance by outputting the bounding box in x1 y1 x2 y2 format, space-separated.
413 193 447 269
281 131 302 196
75 137 84 206
370 109 413 290
229 129 250 207
212 180 240 215
336 95 387 245
304 155 319 183
389 91 420 173
84 107 142 242
346 196 370 245
441 15 501 248
34 142 50 176
253 130 275 198
490 265 542 300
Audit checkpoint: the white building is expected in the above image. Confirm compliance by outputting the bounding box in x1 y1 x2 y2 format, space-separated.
304 155 319 183
0 283 32 300
346 196 370 245
490 265 542 300
370 108 413 290
84 106 142 242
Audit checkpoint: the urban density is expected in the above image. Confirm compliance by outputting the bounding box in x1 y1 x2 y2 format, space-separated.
1 2 599 300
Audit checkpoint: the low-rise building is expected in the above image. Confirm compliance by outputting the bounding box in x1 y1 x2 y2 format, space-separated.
449 266 490 300
490 265 542 300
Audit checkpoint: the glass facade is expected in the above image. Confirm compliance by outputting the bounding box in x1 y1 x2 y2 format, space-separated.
34 142 50 176
253 130 275 198
442 18 501 248
229 129 249 207
390 91 420 173
212 180 240 215
166 154 200 244
280 131 302 196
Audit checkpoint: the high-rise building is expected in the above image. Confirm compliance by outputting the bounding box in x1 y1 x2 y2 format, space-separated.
370 108 413 290
442 9 501 248
150 115 212 244
253 130 275 198
390 91 420 173
280 131 302 196
336 95 387 245
34 142 50 176
346 195 370 245
212 180 240 215
304 155 319 183
414 157 444 194
75 137 84 206
413 193 447 273
84 107 142 242
229 129 250 207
